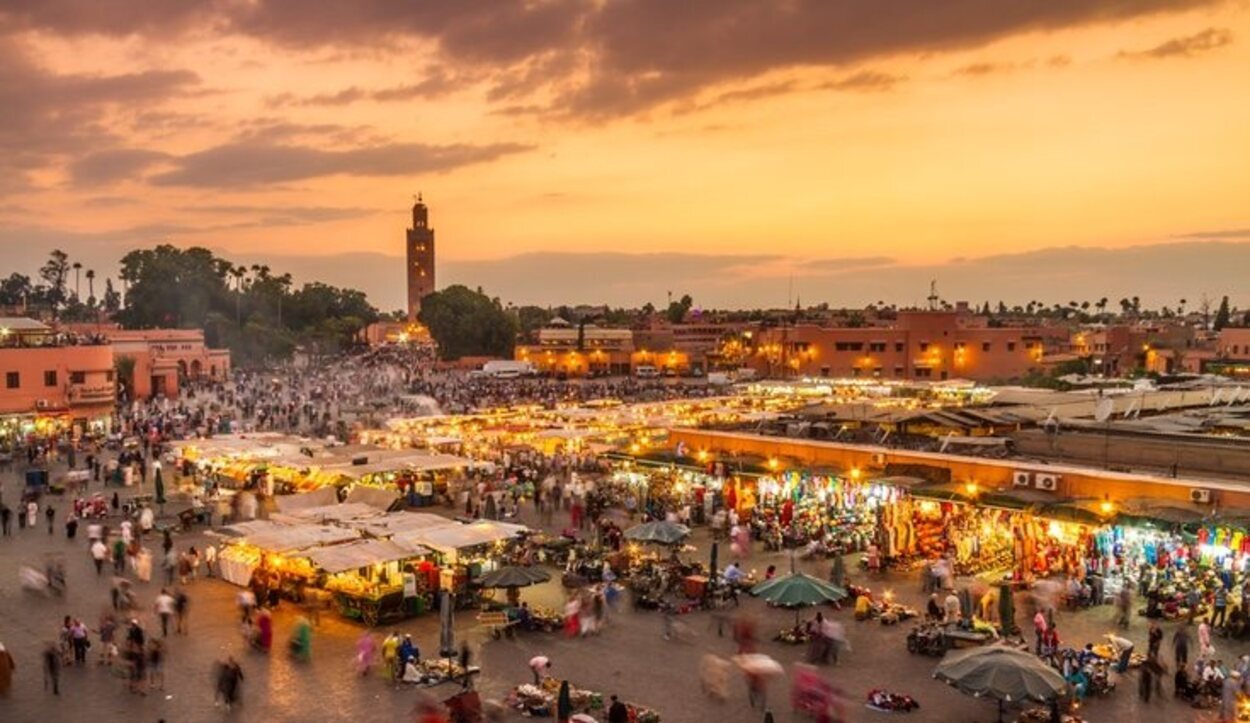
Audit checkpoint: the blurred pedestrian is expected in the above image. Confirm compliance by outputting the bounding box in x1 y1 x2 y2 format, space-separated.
42 642 60 695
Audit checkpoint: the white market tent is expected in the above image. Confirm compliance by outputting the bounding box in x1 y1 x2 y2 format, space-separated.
398 520 528 557
303 538 425 574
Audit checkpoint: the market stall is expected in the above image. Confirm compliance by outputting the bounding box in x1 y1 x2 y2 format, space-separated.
216 522 360 586
304 538 432 625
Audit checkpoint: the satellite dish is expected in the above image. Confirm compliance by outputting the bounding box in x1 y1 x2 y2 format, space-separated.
1094 397 1114 423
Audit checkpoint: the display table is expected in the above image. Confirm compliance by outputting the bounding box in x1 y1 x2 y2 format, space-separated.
333 588 411 626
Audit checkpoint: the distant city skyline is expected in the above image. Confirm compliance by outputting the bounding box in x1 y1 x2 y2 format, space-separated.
1 2 1248 310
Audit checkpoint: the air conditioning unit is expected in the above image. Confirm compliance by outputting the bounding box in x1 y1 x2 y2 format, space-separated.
35 399 49 410
1035 473 1060 492
1012 470 1032 488
1190 488 1212 504
871 453 886 467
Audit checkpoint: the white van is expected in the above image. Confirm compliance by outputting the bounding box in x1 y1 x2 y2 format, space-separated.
635 365 660 379
481 360 535 379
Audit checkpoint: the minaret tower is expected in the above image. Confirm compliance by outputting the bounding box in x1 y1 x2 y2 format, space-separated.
406 193 435 320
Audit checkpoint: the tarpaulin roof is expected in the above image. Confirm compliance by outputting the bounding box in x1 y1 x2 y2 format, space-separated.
350 511 458 538
303 539 424 573
240 523 360 553
279 502 383 524
273 487 339 513
344 486 401 511
396 520 528 553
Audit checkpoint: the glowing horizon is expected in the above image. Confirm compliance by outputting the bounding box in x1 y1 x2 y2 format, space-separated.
0 1 1248 309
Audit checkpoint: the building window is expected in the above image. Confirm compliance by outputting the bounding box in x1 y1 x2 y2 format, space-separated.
5 372 18 389
954 342 966 351
105 371 115 382
1007 342 1017 352
982 342 991 352
834 342 863 352
868 342 887 352
915 367 932 378
44 370 57 387
893 366 904 377
70 371 85 384
918 342 929 352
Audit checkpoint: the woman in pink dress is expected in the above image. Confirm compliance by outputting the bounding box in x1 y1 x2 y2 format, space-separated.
356 632 377 675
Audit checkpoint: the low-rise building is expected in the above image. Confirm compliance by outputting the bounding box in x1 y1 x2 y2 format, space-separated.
61 323 231 399
748 310 1069 381
0 318 115 440
515 319 635 376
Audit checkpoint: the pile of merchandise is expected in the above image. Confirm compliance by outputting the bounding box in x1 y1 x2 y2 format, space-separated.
774 625 810 645
865 689 919 713
408 658 477 685
527 605 565 632
507 679 660 722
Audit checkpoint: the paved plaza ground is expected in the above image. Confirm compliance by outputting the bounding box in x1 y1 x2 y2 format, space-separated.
0 471 1241 723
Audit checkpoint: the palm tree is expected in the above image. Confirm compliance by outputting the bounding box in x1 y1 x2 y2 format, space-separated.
1178 298 1187 316
72 261 82 300
85 269 96 304
230 265 246 324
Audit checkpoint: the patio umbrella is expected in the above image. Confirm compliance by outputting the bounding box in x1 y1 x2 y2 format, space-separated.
624 520 691 545
933 646 1067 722
478 565 552 605
477 566 552 589
556 680 573 721
751 572 848 626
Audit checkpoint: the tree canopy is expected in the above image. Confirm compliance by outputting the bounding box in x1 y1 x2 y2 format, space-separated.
118 245 379 364
418 285 517 360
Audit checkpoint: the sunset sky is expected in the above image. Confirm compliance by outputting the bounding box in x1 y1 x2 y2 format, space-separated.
1 1 1248 311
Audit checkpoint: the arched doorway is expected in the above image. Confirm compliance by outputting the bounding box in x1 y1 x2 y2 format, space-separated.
190 359 203 378
176 360 188 380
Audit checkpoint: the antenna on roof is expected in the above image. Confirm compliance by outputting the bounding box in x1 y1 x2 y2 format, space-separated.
927 280 940 311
